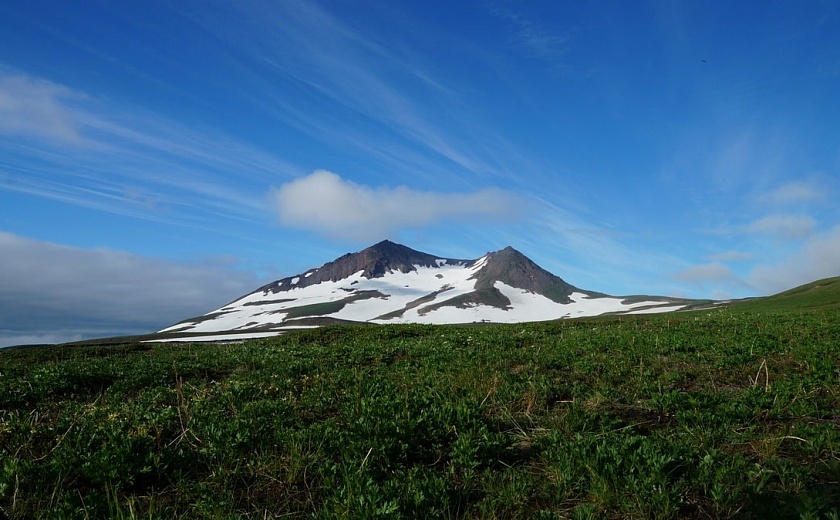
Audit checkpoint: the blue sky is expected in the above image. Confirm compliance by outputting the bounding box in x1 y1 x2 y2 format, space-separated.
2 0 839 346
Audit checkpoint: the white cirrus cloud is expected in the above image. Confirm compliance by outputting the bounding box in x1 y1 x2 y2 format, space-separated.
757 180 828 206
708 214 817 241
707 251 753 262
270 170 521 241
0 74 86 144
674 262 738 284
744 215 816 240
0 71 302 228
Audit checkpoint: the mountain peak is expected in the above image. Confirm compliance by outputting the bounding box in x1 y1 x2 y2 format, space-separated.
256 240 468 294
363 239 420 257
369 239 398 248
353 240 443 277
493 245 525 257
475 245 577 303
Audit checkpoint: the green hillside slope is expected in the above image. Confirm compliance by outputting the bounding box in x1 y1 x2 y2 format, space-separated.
731 276 840 312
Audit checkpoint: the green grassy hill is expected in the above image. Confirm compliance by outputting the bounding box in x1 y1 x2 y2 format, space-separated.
728 276 840 312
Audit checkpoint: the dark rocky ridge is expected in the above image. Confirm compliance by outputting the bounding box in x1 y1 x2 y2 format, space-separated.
473 246 580 304
256 240 471 295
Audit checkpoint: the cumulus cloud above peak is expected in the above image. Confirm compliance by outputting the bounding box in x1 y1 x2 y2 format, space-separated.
270 170 521 241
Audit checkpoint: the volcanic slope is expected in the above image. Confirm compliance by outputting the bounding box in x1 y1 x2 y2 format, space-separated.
160 240 697 338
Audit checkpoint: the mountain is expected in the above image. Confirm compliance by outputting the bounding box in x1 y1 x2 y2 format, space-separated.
254 239 471 293
159 240 700 340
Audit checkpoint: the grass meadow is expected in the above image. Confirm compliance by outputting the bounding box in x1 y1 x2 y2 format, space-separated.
2 297 840 517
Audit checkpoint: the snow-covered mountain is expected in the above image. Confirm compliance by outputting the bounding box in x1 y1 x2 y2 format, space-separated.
159 240 698 341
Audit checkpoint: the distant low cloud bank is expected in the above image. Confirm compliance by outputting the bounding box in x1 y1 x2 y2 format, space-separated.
0 231 258 347
674 224 840 297
271 170 520 241
750 224 840 294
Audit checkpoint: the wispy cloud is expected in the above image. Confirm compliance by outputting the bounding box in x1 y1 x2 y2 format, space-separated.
0 75 86 144
0 70 300 231
710 214 816 241
519 199 696 297
707 251 753 262
711 130 760 188
671 261 756 300
675 262 739 284
270 170 520 242
177 1 529 186
491 7 575 66
743 215 816 240
0 231 259 347
755 179 829 206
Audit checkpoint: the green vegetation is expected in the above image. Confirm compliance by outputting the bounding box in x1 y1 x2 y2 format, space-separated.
283 290 387 320
731 277 840 313
2 302 840 517
423 286 513 314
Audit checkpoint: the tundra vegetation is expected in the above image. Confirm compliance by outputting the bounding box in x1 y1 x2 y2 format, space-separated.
1 279 839 518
